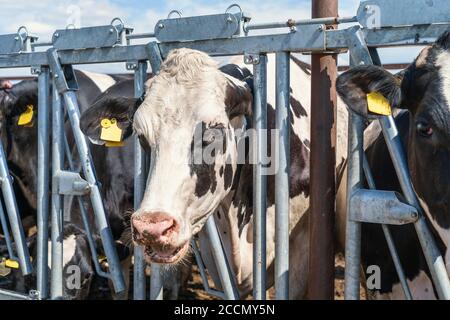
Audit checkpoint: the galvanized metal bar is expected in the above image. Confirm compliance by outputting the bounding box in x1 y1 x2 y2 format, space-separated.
246 16 356 31
275 52 290 300
133 61 148 300
63 132 109 279
252 54 268 300
50 82 64 299
36 66 51 299
344 111 365 300
0 289 35 300
379 116 450 300
0 143 32 274
308 0 338 300
0 201 14 258
62 91 126 294
204 216 239 300
363 155 413 300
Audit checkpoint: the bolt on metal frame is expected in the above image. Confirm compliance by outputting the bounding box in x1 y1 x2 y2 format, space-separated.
0 0 450 301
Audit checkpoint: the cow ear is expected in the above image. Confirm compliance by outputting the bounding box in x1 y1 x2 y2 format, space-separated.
80 96 138 145
224 75 253 120
336 65 403 118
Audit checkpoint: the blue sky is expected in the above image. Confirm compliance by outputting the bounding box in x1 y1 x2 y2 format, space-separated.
0 0 422 77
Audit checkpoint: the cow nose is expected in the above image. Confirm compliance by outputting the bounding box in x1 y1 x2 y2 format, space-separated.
131 212 180 245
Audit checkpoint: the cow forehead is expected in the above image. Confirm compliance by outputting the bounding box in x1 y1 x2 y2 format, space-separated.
133 80 230 142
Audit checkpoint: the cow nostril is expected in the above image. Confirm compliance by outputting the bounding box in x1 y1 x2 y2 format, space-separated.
132 212 180 243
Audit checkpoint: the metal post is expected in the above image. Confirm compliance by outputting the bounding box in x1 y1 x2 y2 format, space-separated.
204 216 239 300
0 144 32 275
308 0 338 300
379 116 450 300
146 47 164 301
62 91 126 294
133 61 148 300
36 67 51 299
50 82 64 299
252 54 268 300
275 52 290 300
344 111 364 300
362 155 413 300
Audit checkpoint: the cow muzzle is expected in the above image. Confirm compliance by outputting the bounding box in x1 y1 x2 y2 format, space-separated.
131 211 189 264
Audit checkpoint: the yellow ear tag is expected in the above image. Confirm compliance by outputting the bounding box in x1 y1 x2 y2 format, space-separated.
367 92 392 116
105 141 125 148
5 259 19 269
18 105 34 126
100 118 123 143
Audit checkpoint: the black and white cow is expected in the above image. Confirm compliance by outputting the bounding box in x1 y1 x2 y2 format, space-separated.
0 70 135 299
336 31 450 299
79 48 349 298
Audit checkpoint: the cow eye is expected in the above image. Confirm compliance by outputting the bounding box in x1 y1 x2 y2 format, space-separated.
416 121 433 138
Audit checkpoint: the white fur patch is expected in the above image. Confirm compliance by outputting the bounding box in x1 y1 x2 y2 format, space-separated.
47 235 78 269
435 51 450 112
78 70 117 93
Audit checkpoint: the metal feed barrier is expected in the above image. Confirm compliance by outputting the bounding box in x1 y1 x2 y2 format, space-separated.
0 0 449 300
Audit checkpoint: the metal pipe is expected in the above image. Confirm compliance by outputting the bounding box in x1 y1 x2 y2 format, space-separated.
275 52 290 300
133 61 148 300
191 239 226 299
0 144 32 272
308 0 338 300
36 67 51 299
203 216 239 300
126 33 155 41
245 16 356 31
149 264 163 300
252 54 268 300
63 132 108 279
50 82 64 299
362 155 413 300
62 91 126 294
344 112 364 300
379 116 450 300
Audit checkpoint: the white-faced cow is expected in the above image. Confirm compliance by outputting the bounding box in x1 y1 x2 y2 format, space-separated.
79 48 349 298
336 31 450 299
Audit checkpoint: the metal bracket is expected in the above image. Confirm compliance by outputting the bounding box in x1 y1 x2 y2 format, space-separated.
350 189 418 225
357 0 450 29
244 53 260 65
154 12 247 42
53 170 90 196
52 21 129 50
0 27 37 54
126 61 139 71
47 49 79 94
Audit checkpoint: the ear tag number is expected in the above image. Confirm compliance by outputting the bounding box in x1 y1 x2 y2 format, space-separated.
18 105 34 126
367 92 392 116
100 118 123 144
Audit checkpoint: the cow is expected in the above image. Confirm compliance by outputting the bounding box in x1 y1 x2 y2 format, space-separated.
0 70 135 299
1 72 191 299
79 48 350 298
335 30 450 299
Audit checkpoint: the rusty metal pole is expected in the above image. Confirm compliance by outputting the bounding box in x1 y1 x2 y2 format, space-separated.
308 0 338 300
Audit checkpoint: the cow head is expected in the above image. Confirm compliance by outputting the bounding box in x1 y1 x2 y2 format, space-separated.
337 31 450 269
0 79 39 207
80 48 252 264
